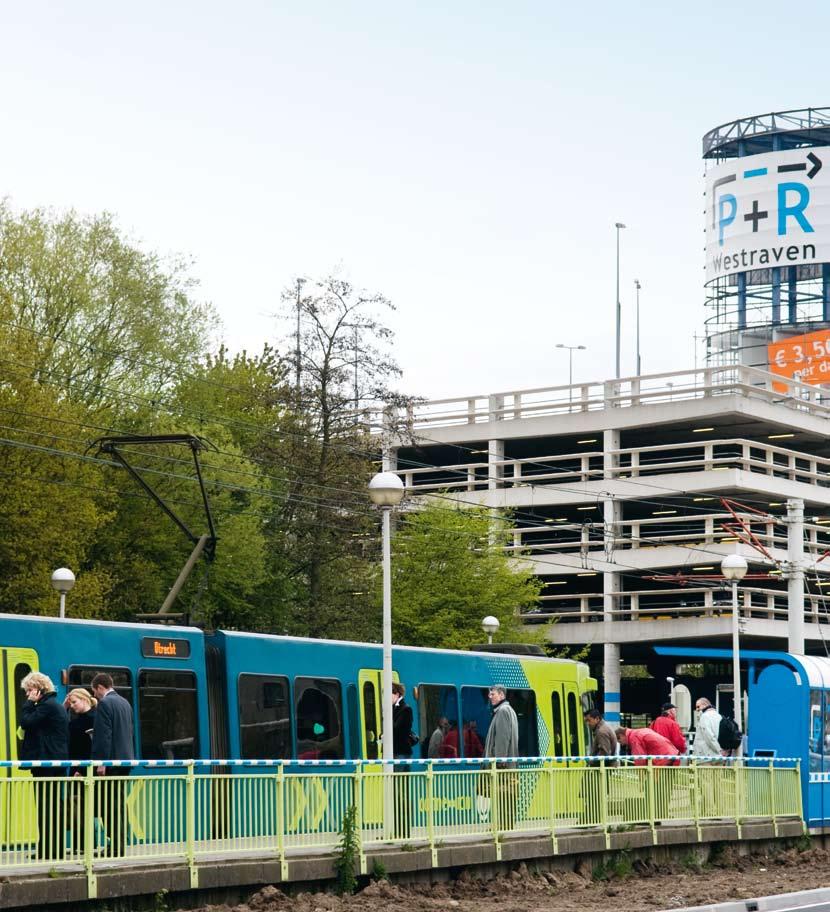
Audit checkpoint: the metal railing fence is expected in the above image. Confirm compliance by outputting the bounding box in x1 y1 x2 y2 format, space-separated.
0 757 802 898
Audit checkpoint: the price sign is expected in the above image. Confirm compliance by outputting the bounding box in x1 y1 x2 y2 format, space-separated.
767 328 830 392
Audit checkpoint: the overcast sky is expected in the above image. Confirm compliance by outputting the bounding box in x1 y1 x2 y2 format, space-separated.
1 1 826 399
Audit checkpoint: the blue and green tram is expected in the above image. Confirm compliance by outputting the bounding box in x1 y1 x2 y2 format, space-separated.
0 614 597 769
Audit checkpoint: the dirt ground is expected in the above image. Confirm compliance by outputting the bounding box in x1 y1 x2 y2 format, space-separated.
178 845 830 912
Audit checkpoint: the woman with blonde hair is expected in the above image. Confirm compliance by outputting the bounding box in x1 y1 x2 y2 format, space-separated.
65 688 97 853
19 670 68 860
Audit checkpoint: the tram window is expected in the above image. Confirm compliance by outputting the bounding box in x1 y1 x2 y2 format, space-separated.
295 678 344 760
462 686 537 757
362 681 378 760
346 684 360 759
510 689 538 757
566 691 580 756
238 674 291 760
68 666 133 705
419 685 461 759
810 689 823 758
138 670 199 760
551 691 564 757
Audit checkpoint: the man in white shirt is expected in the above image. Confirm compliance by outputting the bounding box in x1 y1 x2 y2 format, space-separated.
692 697 723 759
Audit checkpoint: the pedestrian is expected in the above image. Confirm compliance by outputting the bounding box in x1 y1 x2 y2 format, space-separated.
19 671 69 861
65 688 97 854
691 697 723 759
427 716 449 759
651 702 687 754
484 685 519 831
584 709 618 763
91 673 135 857
463 719 484 758
615 727 679 765
616 727 680 820
391 682 414 837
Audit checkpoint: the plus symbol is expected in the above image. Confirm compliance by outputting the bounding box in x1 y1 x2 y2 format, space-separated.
743 199 768 232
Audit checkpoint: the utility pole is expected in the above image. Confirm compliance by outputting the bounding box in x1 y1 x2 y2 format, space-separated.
634 279 642 376
784 498 805 653
615 222 626 378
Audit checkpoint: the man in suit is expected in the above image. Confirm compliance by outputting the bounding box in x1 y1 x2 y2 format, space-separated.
391 683 413 837
91 673 135 856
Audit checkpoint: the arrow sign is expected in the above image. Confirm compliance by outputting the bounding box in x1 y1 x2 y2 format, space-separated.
808 152 822 179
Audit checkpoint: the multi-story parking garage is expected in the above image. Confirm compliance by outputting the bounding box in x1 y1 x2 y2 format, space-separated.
390 364 830 722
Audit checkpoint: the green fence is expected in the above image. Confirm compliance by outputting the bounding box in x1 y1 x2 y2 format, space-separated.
0 758 803 899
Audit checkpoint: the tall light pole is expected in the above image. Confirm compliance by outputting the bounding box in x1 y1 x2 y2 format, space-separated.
555 343 586 405
51 567 75 619
721 553 748 753
615 222 626 378
369 471 405 766
634 279 642 377
482 615 500 645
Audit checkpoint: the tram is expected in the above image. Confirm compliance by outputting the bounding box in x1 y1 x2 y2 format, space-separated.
0 613 597 769
656 645 830 830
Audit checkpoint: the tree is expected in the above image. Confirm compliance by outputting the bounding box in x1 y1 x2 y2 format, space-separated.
267 274 407 639
0 203 216 620
388 501 544 650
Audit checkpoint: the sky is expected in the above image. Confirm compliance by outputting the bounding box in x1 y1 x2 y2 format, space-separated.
0 1 826 400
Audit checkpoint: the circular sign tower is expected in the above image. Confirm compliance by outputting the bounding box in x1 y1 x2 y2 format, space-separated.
704 107 830 385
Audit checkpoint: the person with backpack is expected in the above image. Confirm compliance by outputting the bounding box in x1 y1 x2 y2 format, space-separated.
692 697 724 760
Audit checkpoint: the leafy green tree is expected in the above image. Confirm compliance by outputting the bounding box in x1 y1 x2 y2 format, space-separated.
388 501 544 649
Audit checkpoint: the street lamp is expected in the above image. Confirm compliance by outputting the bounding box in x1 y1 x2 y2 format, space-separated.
615 222 626 378
51 567 75 619
482 615 500 645
369 471 405 767
634 279 642 377
555 343 586 406
721 553 748 752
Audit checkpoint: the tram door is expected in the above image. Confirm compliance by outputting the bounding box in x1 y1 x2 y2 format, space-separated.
0 648 39 845
358 669 399 825
551 683 581 763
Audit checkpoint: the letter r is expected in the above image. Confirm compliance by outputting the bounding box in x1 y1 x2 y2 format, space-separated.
778 182 814 235
718 194 737 246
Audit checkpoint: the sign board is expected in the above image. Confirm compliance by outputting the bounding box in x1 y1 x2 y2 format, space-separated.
705 148 828 282
767 327 830 391
140 637 191 659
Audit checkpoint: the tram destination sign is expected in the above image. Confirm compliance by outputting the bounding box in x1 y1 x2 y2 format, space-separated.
141 637 191 659
705 148 828 282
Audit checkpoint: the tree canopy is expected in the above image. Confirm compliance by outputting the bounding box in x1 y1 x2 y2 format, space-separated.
388 500 543 650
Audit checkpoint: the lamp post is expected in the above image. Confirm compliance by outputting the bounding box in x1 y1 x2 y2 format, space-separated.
482 615 500 645
615 222 626 378
555 343 586 405
51 567 75 619
634 279 642 377
721 553 748 752
369 471 405 766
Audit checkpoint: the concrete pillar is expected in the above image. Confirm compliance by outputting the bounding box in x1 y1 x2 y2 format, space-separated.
488 438 504 491
603 428 622 724
786 498 805 654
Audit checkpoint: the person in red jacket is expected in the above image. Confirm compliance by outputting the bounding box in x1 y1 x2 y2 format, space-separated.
615 727 679 765
651 702 687 754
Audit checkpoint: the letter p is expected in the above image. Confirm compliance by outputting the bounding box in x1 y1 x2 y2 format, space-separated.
718 194 737 246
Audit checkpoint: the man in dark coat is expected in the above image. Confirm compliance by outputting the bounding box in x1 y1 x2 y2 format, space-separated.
391 682 413 837
91 673 135 856
20 671 69 860
391 682 414 759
